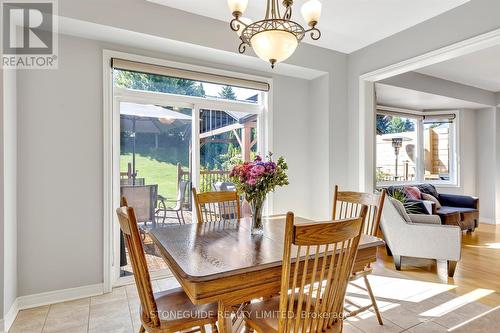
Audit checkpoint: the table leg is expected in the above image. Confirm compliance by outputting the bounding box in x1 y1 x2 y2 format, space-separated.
218 300 233 333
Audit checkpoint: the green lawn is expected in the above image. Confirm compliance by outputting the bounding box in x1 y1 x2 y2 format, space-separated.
120 153 179 199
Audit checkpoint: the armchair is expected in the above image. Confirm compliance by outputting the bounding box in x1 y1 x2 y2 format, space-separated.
380 197 462 277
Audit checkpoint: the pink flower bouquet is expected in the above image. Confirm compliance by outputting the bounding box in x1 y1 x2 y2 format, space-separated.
230 154 288 232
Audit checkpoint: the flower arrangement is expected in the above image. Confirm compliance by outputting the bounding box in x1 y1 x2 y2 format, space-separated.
230 154 289 232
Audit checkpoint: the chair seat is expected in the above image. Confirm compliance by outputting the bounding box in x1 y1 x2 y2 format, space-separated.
243 296 342 333
141 288 218 332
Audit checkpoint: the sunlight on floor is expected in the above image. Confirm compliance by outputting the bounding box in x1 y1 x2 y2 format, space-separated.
353 274 456 302
465 242 500 249
448 305 500 331
420 288 494 318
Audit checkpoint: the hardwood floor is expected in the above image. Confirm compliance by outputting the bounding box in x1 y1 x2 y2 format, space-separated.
375 222 500 307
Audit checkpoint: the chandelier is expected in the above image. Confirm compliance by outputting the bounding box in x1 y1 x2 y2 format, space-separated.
228 0 322 68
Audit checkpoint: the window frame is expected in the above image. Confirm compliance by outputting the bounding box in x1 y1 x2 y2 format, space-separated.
375 107 460 188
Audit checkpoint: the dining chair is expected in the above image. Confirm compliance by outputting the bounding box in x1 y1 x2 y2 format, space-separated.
116 205 219 333
332 185 386 325
192 187 241 223
243 209 367 333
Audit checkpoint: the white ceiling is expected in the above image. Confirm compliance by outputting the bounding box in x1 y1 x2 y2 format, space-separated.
376 83 489 111
146 0 469 53
416 44 500 92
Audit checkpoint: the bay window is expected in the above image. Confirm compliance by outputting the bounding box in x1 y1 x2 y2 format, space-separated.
376 110 458 186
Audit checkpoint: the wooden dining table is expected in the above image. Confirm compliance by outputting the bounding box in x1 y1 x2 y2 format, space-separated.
149 215 385 333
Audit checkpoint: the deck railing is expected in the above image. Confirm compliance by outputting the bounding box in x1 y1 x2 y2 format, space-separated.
177 164 231 207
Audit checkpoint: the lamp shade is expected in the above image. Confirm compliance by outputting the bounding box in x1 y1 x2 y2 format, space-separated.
301 0 322 25
251 30 298 66
235 17 252 36
227 0 248 14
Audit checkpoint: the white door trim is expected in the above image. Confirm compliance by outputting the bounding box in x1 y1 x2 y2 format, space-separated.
358 28 500 191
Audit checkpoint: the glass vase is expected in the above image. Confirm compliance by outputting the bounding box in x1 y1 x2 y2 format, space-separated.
250 196 265 235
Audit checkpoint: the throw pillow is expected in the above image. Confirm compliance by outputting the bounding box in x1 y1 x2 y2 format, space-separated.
406 199 431 214
404 186 422 200
421 193 442 209
417 183 440 199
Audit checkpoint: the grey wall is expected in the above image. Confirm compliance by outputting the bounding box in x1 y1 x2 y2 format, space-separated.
475 108 497 222
4 68 17 319
348 0 500 189
380 72 496 107
17 35 103 295
308 75 331 219
2 67 18 320
271 76 311 217
0 68 6 321
496 107 500 223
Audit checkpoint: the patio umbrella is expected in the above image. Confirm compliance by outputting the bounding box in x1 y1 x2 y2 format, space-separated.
120 102 191 182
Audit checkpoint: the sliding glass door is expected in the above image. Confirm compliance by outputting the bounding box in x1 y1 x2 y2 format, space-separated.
117 99 193 278
110 68 266 286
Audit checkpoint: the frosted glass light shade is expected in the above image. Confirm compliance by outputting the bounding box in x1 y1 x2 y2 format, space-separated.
227 0 248 14
251 30 298 66
235 17 252 36
301 0 322 25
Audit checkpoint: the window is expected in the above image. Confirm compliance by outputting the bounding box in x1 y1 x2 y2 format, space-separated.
423 116 455 182
376 111 458 186
112 63 268 280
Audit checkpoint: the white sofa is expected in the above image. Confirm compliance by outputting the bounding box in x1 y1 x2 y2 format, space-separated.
380 197 462 277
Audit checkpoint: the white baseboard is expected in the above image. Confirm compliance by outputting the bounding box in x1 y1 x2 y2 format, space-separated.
1 283 103 332
3 298 20 333
480 217 500 225
17 283 103 311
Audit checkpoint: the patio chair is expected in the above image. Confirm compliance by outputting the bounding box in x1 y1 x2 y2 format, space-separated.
156 180 189 225
332 186 386 325
192 187 241 223
212 181 236 192
121 184 158 234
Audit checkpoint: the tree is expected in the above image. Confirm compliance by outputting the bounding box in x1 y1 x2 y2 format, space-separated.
218 85 237 100
376 114 390 134
114 70 206 97
377 116 415 134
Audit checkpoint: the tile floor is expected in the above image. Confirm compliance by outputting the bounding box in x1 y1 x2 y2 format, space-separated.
8 268 498 333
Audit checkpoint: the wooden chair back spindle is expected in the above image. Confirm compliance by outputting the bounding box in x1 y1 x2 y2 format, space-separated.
192 187 241 223
278 208 368 333
116 206 159 328
332 185 386 237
